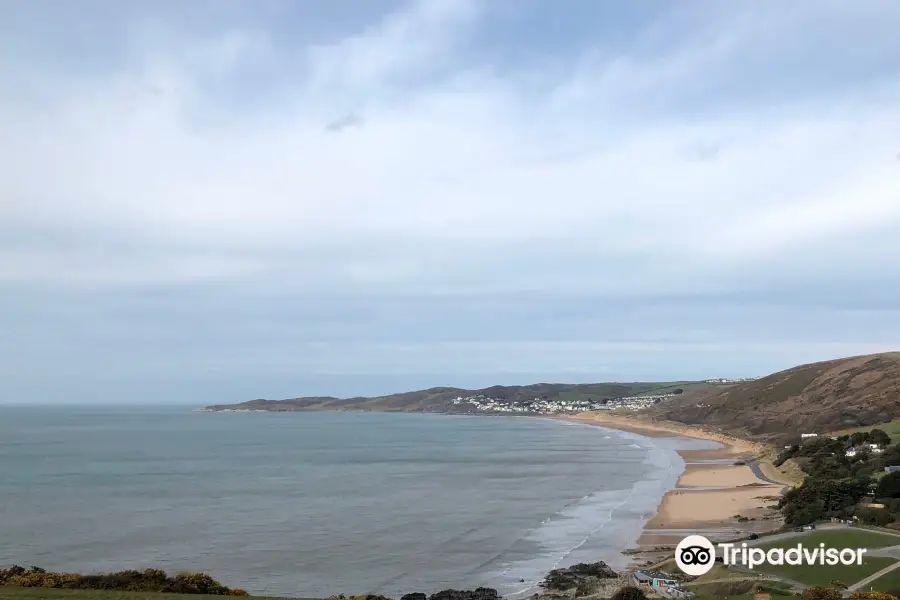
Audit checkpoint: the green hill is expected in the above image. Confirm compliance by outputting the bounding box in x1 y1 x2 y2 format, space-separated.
649 352 900 442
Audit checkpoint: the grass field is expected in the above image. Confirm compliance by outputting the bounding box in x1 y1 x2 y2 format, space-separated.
830 419 900 442
760 529 900 550
755 555 896 588
0 590 315 600
689 564 761 584
869 566 900 592
752 529 900 586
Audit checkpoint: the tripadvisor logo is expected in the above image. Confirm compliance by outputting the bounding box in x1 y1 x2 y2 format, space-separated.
675 535 869 576
675 535 717 576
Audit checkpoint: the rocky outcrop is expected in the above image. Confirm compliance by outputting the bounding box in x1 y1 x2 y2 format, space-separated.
540 562 618 592
429 588 500 600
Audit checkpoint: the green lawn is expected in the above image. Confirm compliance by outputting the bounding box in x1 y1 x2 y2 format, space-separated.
750 529 900 586
755 556 896 588
0 590 311 600
867 566 900 592
759 529 900 550
831 419 900 443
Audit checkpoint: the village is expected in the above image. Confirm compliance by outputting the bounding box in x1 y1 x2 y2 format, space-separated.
449 392 682 414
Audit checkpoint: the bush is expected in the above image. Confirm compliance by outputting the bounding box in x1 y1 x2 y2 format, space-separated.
850 593 898 600
800 587 844 600
611 586 647 600
0 565 245 596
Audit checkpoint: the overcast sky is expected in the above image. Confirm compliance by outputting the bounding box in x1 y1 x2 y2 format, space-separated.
2 0 900 404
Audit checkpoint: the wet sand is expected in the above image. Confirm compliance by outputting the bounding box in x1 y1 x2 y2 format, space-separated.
556 412 786 549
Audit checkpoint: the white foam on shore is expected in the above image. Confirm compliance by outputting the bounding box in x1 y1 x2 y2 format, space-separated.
479 421 710 597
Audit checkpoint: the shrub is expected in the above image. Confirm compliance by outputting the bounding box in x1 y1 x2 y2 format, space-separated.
0 565 245 595
850 593 898 600
800 587 844 600
611 585 648 600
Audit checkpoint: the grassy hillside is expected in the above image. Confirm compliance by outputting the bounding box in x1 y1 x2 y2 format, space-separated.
204 381 711 413
831 418 900 442
649 353 900 442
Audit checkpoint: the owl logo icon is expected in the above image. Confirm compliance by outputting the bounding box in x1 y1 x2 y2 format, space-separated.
675 535 716 576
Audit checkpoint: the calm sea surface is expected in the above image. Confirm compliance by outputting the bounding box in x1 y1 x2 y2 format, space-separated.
0 407 709 597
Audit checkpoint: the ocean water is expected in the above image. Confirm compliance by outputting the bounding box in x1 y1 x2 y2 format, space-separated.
0 407 712 598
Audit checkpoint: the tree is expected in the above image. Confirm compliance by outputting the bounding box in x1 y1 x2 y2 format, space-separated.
851 431 872 447
871 429 892 447
611 586 647 600
883 445 900 465
876 472 900 499
672 388 684 395
856 507 893 526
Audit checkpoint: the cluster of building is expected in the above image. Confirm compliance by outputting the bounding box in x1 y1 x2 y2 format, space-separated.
794 433 894 463
846 443 884 457
703 377 758 384
449 395 599 414
449 392 681 415
630 570 693 598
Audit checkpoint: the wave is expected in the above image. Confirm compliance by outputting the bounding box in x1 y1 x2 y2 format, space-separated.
476 441 683 596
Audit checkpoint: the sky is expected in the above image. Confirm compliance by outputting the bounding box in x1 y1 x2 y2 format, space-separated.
2 0 900 404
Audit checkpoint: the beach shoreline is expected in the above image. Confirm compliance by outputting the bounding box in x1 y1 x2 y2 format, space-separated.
553 412 789 561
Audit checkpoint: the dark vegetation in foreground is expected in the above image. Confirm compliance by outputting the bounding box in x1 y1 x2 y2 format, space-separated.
0 589 300 600
0 568 508 600
0 567 248 596
774 428 900 526
0 562 629 600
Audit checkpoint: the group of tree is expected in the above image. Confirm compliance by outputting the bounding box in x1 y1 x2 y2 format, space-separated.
776 428 900 527
0 565 249 595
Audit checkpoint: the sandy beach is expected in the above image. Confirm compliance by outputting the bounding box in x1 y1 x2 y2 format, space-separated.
557 411 792 550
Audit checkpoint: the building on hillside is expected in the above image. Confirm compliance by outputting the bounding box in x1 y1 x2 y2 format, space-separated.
801 433 818 440
632 571 681 588
847 445 884 457
632 571 653 587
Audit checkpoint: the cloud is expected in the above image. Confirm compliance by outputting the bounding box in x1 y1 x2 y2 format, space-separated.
1 0 899 401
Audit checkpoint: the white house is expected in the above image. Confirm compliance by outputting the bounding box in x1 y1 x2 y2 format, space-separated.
847 444 885 457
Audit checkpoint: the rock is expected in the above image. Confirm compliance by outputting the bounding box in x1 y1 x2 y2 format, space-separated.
429 588 500 600
540 562 618 593
541 561 619 592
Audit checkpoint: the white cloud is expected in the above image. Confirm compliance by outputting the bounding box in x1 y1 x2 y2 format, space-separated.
1 0 899 399
3 1 899 294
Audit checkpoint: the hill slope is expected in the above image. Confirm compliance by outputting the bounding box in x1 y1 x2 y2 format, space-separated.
649 352 900 442
203 381 700 413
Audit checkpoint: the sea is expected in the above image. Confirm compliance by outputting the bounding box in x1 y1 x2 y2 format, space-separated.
0 406 717 598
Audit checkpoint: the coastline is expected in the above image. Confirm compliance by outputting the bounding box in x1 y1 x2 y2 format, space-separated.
195 408 796 593
555 412 789 559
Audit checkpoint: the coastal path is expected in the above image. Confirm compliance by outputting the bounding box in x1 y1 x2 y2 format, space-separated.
746 458 790 495
725 564 809 591
848 559 900 592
